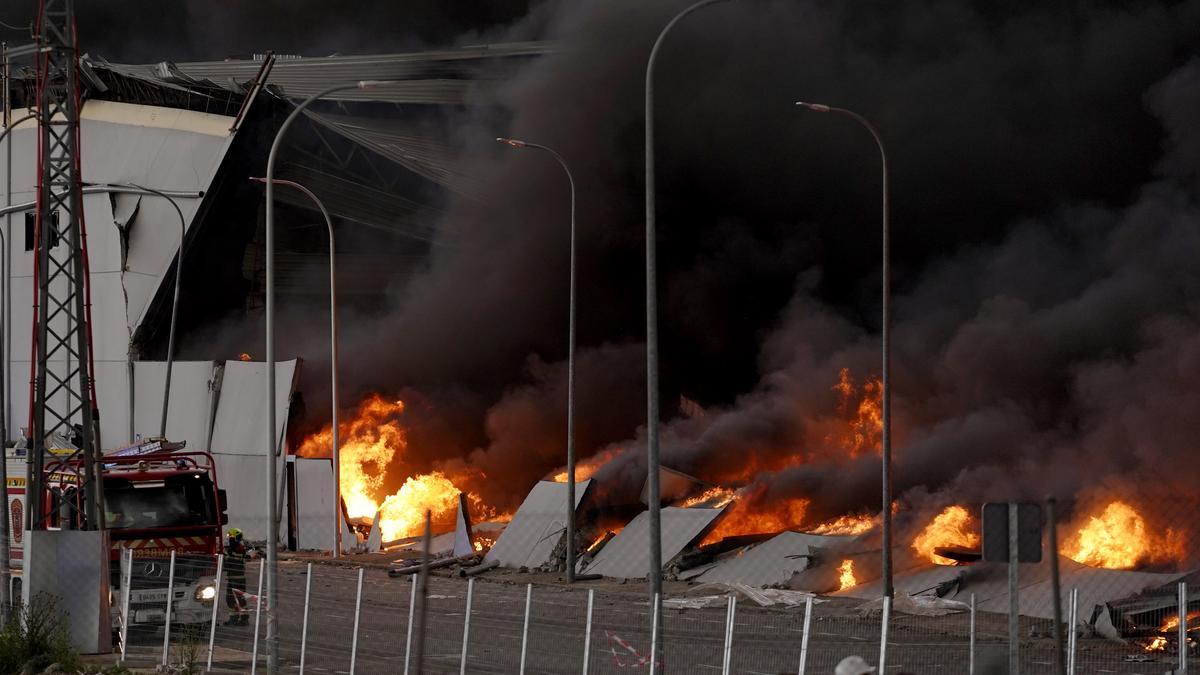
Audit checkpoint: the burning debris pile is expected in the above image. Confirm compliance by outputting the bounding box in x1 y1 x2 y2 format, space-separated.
297 395 504 545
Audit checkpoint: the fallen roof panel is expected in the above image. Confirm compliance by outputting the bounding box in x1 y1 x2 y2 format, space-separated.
584 506 727 580
695 531 853 588
484 479 591 569
837 555 1188 622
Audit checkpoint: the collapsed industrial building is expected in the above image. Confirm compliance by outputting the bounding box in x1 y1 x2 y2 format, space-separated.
1 43 546 543
3 36 1194 660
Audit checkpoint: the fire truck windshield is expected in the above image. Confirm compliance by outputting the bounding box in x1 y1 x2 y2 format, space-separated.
104 475 216 530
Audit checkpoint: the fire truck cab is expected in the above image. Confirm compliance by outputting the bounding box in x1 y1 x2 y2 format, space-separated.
5 443 229 629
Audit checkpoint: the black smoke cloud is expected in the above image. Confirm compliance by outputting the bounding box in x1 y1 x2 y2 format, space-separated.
380 0 1200 521
64 0 1200 528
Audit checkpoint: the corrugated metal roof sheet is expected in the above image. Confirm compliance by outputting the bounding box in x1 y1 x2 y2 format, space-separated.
695 531 853 588
484 479 592 569
836 555 1189 622
583 506 727 580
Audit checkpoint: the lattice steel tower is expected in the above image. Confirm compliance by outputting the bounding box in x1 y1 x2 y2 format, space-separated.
27 0 102 530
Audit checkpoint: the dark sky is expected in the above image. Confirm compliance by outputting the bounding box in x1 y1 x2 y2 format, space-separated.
0 0 536 62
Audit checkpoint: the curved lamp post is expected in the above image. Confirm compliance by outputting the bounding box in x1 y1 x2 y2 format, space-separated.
644 0 734 667
795 101 892 665
120 183 185 438
250 175 342 560
263 79 396 671
495 137 579 581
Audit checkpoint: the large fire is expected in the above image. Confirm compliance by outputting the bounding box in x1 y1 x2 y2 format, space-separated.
298 394 496 542
1065 500 1184 570
837 559 857 590
912 506 979 565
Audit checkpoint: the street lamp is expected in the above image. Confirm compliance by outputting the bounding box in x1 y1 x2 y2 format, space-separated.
118 183 185 439
250 175 342 560
262 79 397 672
794 101 893 598
644 0 733 667
494 137 579 581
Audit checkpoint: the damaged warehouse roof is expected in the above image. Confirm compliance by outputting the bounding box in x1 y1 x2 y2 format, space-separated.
87 42 549 104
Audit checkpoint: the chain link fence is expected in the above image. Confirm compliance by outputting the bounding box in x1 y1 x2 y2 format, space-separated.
49 507 1196 675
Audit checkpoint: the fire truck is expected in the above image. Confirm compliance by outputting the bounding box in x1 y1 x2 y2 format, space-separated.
5 440 228 629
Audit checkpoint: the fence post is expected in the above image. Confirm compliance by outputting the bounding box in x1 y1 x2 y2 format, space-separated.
299 562 312 675
350 567 365 675
1067 588 1077 675
649 592 661 675
120 547 132 664
721 594 736 675
797 595 813 675
877 595 891 673
969 593 977 675
1179 581 1189 673
459 577 475 675
250 561 265 675
207 553 225 672
404 574 416 675
162 549 177 667
519 583 532 675
582 588 595 675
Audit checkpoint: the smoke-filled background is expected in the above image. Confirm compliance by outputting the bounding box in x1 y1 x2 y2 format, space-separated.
14 0 1200 534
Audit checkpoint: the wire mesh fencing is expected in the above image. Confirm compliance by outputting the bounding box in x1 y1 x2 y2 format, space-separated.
92 544 1195 674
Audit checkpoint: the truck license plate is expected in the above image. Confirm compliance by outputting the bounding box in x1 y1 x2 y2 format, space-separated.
133 591 167 603
135 609 164 623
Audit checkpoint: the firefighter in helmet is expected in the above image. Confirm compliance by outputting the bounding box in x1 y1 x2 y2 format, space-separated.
224 527 250 625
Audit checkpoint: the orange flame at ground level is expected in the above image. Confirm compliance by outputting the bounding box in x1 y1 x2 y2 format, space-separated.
1145 636 1168 652
838 559 857 591
298 394 501 542
1065 501 1185 570
912 506 979 565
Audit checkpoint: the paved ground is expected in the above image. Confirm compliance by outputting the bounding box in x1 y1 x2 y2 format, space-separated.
111 556 1185 674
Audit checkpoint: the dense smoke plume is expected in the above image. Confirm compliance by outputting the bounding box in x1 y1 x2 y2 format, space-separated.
59 0 1200 536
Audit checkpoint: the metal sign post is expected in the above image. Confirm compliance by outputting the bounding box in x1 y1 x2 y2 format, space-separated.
982 502 1044 675
1007 503 1019 673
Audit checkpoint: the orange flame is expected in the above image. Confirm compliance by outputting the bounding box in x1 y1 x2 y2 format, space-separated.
1145 636 1168 652
298 394 498 542
1065 501 1184 570
828 368 883 457
1161 610 1200 632
700 495 809 545
838 559 857 590
679 486 737 509
238 353 252 362
810 513 876 536
912 506 979 565
552 446 626 483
